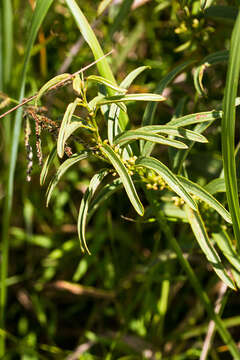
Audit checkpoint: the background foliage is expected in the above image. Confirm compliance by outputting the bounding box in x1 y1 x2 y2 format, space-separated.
1 0 240 359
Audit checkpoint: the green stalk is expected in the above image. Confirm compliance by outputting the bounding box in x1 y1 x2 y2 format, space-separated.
222 10 240 250
145 190 240 359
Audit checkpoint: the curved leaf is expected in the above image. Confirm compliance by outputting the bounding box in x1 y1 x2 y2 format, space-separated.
120 66 150 89
40 146 57 186
126 125 208 143
178 176 232 223
113 130 188 149
87 75 127 93
100 143 144 216
78 170 109 254
135 156 197 210
167 110 221 128
35 73 70 107
46 152 88 207
185 206 236 290
97 93 166 106
213 230 240 273
57 98 80 158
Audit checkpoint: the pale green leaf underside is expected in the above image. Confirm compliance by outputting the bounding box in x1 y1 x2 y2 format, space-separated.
35 73 70 106
40 146 57 186
213 231 240 273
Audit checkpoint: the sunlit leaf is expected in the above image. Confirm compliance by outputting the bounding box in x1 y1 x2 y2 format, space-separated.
178 176 232 223
35 73 70 107
87 75 127 93
101 143 144 216
135 156 197 210
113 130 188 149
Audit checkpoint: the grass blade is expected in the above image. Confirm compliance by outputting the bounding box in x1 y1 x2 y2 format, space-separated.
222 10 240 250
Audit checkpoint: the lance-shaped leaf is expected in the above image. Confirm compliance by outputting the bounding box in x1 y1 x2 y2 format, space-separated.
115 126 207 144
78 170 109 254
113 130 188 149
100 143 144 216
35 73 70 106
178 176 232 223
97 93 166 106
40 146 57 186
46 152 88 206
213 230 240 273
205 178 226 195
167 110 221 128
57 98 80 158
185 206 236 290
120 66 150 89
135 156 197 210
87 75 127 93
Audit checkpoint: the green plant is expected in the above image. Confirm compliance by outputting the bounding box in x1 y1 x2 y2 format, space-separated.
2 0 240 358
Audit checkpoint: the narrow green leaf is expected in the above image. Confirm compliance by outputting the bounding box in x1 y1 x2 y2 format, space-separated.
78 170 108 254
132 125 208 143
185 206 236 290
113 130 188 149
40 146 57 186
46 152 88 207
100 143 144 216
178 176 232 223
35 73 70 107
57 98 80 158
87 75 127 93
97 93 166 106
135 156 197 210
120 66 150 89
167 110 221 128
213 231 240 273
222 10 240 250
